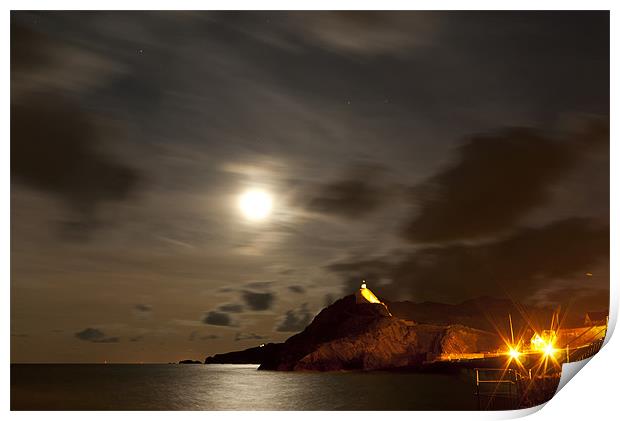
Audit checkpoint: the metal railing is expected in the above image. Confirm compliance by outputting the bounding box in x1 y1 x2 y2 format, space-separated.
568 338 604 362
474 368 525 410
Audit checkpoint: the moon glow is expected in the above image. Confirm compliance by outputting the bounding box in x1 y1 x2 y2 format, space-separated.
238 189 273 221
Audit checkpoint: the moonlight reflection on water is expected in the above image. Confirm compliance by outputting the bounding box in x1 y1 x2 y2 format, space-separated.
11 364 477 410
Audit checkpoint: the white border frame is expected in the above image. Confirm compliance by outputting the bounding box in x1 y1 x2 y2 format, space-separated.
3 2 617 419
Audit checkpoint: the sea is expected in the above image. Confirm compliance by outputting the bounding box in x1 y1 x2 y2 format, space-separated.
11 364 479 410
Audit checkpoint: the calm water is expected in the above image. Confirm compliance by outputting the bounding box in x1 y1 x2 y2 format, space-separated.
11 364 478 410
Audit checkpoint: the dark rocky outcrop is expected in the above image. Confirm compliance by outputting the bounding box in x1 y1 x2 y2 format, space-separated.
258 295 502 371
203 295 506 371
204 343 284 364
178 359 203 364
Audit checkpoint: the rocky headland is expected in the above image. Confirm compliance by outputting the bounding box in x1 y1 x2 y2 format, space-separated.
205 294 503 371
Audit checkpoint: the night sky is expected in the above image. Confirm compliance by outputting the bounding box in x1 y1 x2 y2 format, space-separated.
11 11 609 362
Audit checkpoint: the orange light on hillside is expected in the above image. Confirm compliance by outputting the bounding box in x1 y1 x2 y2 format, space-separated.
360 287 381 304
508 347 521 360
543 343 555 357
530 330 557 352
531 334 545 350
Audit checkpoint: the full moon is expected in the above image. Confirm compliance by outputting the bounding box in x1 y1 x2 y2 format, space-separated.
238 189 273 221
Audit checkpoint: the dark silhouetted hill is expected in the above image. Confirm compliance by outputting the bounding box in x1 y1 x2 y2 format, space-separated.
205 343 284 364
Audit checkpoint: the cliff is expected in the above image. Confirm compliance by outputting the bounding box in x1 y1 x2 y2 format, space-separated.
204 343 284 364
258 295 501 371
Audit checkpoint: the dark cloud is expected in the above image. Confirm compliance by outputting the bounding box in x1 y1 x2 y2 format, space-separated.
330 217 609 303
218 303 244 313
241 291 275 311
244 281 273 290
237 11 440 56
74 328 119 343
11 24 54 75
307 179 383 218
234 332 268 341
404 121 608 243
306 164 388 219
328 259 392 289
275 303 313 332
541 287 608 309
189 331 219 341
287 285 305 294
134 304 152 312
94 337 120 344
10 24 140 236
203 311 233 326
11 99 140 231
